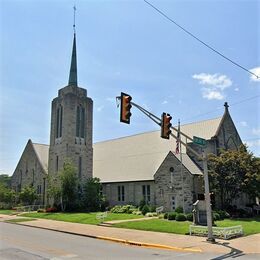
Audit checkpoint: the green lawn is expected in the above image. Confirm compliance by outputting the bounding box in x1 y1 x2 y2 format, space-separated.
114 216 260 236
0 209 16 215
22 212 143 225
215 217 260 236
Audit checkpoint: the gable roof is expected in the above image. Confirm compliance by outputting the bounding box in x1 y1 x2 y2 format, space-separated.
93 117 222 182
31 142 49 173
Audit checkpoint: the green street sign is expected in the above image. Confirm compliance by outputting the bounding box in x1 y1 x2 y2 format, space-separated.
193 136 207 146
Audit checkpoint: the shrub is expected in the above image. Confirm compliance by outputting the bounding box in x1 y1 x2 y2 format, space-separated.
46 207 57 213
149 205 156 212
158 214 164 219
213 212 220 221
175 206 183 214
141 205 150 215
139 200 146 211
132 210 142 215
37 208 45 213
168 212 177 220
145 212 154 217
164 213 168 219
175 213 186 221
186 213 193 221
110 205 137 214
215 210 230 220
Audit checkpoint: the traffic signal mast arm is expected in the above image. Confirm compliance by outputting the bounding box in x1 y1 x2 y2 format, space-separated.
128 100 202 159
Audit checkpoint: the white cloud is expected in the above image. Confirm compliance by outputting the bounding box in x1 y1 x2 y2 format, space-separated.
249 67 260 82
106 97 115 102
192 73 232 100
202 89 224 100
234 87 239 91
192 73 232 90
162 100 168 105
252 128 260 136
240 121 248 127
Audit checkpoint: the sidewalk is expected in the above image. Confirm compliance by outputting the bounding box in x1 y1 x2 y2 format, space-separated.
1 214 259 255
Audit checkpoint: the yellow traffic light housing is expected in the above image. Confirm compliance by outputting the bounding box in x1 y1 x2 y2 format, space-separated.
161 112 172 139
120 92 132 124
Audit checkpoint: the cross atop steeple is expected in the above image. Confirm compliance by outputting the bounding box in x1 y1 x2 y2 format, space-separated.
68 6 77 86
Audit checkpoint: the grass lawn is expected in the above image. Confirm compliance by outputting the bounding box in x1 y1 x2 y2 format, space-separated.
22 212 143 225
0 209 16 215
114 219 192 235
114 216 260 236
215 216 260 236
5 218 36 223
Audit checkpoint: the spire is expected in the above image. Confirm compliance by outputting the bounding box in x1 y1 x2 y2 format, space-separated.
68 6 77 86
68 33 78 86
224 102 229 113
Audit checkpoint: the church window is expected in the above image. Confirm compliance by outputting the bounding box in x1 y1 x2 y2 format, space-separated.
171 196 175 210
142 185 150 203
56 105 63 138
37 185 42 194
76 105 85 138
32 169 35 185
78 157 82 179
56 156 59 172
117 186 125 201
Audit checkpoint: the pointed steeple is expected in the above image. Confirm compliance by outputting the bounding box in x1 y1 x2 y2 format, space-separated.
68 33 78 86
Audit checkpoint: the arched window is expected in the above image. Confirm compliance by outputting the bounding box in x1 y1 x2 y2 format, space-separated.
56 105 63 138
76 105 85 138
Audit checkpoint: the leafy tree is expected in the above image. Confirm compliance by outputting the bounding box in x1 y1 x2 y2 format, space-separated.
0 174 11 188
81 177 104 212
0 183 16 206
47 175 61 207
19 186 38 205
59 160 78 211
208 145 260 209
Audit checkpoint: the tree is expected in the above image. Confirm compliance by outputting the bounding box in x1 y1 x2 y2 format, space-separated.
0 174 11 188
81 177 104 212
208 145 260 209
47 175 61 207
19 186 38 205
59 160 78 211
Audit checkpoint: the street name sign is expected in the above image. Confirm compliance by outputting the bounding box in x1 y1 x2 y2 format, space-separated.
193 136 207 146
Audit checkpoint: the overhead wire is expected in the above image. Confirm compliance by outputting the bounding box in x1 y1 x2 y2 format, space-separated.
143 0 259 80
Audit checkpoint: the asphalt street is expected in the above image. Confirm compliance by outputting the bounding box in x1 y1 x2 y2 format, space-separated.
0 222 258 259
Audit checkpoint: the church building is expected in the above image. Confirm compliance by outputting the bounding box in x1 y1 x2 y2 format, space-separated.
11 32 244 212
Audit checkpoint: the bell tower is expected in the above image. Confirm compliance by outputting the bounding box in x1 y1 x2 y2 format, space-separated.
48 29 93 181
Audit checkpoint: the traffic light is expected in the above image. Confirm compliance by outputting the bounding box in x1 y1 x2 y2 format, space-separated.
161 112 172 139
120 92 132 124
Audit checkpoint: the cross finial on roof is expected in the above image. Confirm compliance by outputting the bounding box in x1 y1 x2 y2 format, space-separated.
224 102 229 112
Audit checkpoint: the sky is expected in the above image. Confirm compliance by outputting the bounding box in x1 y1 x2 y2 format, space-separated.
0 0 259 176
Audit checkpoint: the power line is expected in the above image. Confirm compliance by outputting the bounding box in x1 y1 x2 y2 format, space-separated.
143 0 259 80
183 94 260 122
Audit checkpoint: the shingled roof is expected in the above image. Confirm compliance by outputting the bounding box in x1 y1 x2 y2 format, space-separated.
31 143 49 173
93 116 222 182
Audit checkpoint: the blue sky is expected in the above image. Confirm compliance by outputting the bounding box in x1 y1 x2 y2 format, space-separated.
0 0 259 175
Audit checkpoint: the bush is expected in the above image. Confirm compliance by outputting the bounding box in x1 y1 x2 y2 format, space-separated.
186 213 193 221
215 210 230 220
145 212 154 217
213 212 220 221
141 205 150 215
175 206 183 213
158 214 164 219
139 200 146 211
149 205 156 212
37 208 45 213
175 213 186 221
168 212 177 220
164 213 168 219
46 207 57 213
110 205 137 214
132 210 142 215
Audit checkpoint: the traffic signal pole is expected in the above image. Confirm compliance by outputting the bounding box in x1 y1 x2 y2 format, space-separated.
117 96 215 242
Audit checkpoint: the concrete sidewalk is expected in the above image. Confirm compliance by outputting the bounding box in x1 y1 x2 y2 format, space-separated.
1 214 259 255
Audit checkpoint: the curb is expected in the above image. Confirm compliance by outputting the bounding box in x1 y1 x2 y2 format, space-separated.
5 221 202 253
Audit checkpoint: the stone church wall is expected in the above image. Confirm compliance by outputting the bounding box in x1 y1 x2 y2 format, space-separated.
102 180 155 207
11 140 47 205
154 152 202 213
